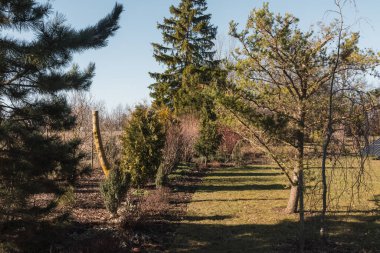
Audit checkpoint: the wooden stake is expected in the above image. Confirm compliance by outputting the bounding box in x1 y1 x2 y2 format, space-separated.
92 110 110 177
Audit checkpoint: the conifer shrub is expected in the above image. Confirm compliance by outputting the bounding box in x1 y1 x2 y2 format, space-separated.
121 105 165 187
100 169 130 215
56 186 76 209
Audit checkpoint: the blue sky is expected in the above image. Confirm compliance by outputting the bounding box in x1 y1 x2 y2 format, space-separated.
50 0 380 109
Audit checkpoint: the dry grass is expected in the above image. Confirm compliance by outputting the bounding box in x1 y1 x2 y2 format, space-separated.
170 160 380 252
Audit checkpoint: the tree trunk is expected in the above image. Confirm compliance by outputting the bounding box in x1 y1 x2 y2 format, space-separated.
321 144 329 240
297 108 306 253
285 180 299 214
298 170 305 253
155 164 167 188
92 110 110 177
320 7 343 240
320 2 343 241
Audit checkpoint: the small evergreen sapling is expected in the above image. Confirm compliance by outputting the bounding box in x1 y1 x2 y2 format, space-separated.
100 169 130 216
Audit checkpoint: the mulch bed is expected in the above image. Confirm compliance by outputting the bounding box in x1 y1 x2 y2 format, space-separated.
0 165 206 253
126 166 207 253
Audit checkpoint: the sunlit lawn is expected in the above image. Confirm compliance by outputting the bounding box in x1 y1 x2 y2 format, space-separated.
170 160 380 252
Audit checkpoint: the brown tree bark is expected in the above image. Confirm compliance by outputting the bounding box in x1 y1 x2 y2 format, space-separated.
92 110 110 177
297 108 306 253
285 176 299 213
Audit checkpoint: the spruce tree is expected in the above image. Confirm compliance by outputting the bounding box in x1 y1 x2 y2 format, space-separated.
0 1 122 216
149 0 218 113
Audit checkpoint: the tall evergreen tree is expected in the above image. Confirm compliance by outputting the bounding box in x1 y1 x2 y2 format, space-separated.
0 1 122 216
149 0 218 113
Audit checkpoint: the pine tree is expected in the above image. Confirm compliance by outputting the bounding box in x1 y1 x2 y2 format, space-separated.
149 0 218 113
220 3 379 218
0 1 122 217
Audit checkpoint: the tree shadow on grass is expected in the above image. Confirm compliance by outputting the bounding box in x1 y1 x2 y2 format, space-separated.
171 221 297 253
205 177 271 184
171 197 287 205
170 166 380 252
194 183 285 192
306 213 380 252
183 215 234 222
208 172 282 177
176 184 285 193
237 165 279 170
370 194 380 209
189 197 288 203
170 213 380 253
176 167 286 193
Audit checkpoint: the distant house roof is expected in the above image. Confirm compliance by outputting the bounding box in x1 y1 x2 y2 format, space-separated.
363 138 380 157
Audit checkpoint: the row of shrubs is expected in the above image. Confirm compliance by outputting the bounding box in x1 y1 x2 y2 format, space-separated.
99 104 211 215
99 104 267 216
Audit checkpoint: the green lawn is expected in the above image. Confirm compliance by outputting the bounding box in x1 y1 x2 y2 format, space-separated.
170 161 380 252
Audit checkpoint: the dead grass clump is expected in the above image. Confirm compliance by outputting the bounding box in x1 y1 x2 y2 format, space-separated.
179 114 200 162
122 188 171 229
140 188 171 217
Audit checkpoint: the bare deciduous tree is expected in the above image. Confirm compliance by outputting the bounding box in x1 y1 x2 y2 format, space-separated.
156 121 184 187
